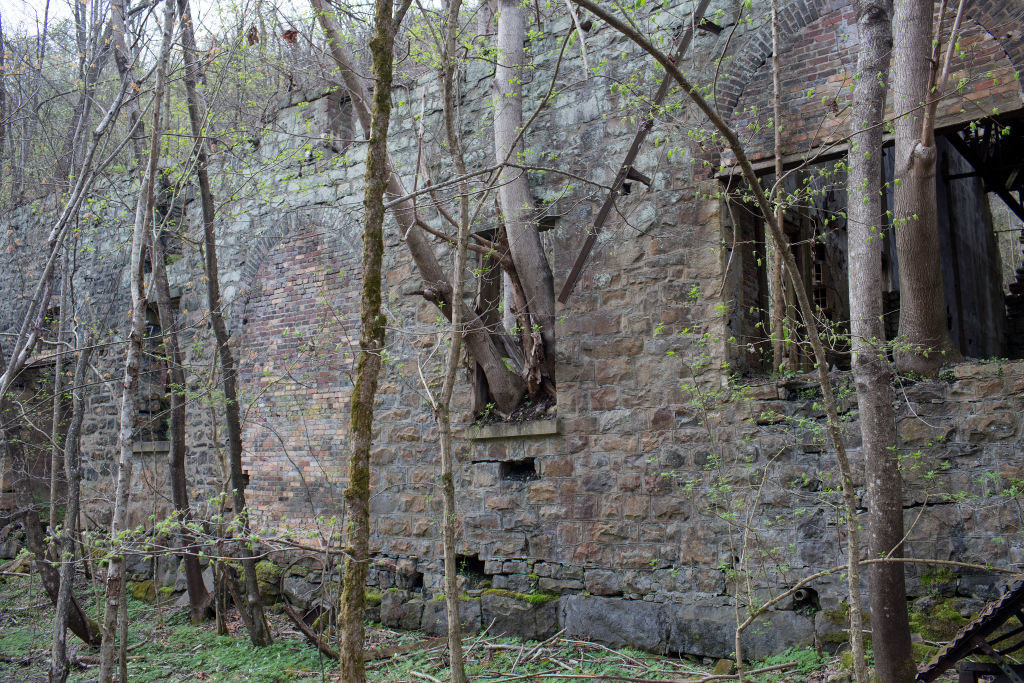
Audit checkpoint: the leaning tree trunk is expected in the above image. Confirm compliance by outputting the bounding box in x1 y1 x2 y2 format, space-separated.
849 0 916 680
176 0 272 646
51 339 95 683
99 3 174 677
338 0 402 676
892 0 958 375
150 225 212 622
494 0 556 390
49 260 70 533
311 0 526 414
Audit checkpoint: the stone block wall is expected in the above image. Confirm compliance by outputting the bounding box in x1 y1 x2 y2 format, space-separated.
2 0 1024 658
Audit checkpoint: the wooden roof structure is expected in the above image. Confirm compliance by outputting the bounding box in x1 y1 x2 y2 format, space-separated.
917 577 1024 682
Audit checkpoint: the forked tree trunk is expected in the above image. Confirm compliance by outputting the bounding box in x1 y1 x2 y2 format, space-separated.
493 0 556 389
150 227 212 622
311 0 526 414
176 0 273 646
892 0 958 375
99 4 175 677
51 338 94 683
337 0 402 677
848 0 916 680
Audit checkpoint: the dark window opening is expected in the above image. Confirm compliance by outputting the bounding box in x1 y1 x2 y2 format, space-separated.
727 113 1024 374
398 569 424 590
154 173 185 266
500 458 538 482
321 90 354 154
136 304 170 443
791 586 820 614
455 553 491 581
38 307 62 347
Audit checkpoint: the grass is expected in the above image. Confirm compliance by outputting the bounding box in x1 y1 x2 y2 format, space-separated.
1 573 710 682
0 572 882 683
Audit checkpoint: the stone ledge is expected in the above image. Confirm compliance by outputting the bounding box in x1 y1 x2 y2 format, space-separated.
133 441 170 455
464 419 559 441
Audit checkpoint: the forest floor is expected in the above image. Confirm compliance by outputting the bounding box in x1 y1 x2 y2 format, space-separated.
0 571 895 682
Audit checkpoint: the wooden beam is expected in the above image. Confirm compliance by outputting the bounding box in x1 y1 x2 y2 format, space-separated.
944 130 1024 224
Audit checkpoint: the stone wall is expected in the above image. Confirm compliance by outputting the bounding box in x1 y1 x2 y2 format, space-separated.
2 0 1024 658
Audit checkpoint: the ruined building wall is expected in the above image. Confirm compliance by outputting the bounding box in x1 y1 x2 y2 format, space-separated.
2 0 1024 658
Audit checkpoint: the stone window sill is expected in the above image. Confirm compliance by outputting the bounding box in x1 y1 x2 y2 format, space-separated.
133 441 170 455
464 419 559 441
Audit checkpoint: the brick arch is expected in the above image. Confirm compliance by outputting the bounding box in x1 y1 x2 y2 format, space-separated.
714 0 844 123
716 0 1024 128
234 210 364 528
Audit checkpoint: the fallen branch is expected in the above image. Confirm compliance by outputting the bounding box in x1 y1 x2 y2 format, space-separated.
697 661 798 682
281 602 338 659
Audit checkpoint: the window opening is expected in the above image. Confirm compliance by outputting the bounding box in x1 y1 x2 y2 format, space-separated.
136 304 170 444
455 553 491 582
728 113 1024 374
500 458 538 482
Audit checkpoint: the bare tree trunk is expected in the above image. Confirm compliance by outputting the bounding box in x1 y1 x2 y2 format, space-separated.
50 337 94 683
110 0 147 166
892 0 958 375
436 1 469 678
0 11 6 200
311 0 526 413
493 0 556 390
150 227 212 622
337 0 408 677
768 0 787 372
849 1 916 680
569 2 868 677
49 261 70 533
99 3 175 677
176 0 273 646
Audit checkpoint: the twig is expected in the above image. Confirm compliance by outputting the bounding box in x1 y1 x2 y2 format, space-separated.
525 627 565 661
696 661 798 681
562 638 645 667
411 671 443 683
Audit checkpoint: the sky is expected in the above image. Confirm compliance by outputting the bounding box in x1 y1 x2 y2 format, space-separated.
2 0 75 33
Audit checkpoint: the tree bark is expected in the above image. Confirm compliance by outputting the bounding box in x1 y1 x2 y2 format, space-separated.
50 338 94 683
768 0 787 372
436 0 469 678
150 224 212 623
176 0 273 646
892 0 958 375
0 10 5 198
849 0 916 680
337 0 405 676
49 261 70 533
493 0 557 388
99 3 175 677
311 0 526 414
